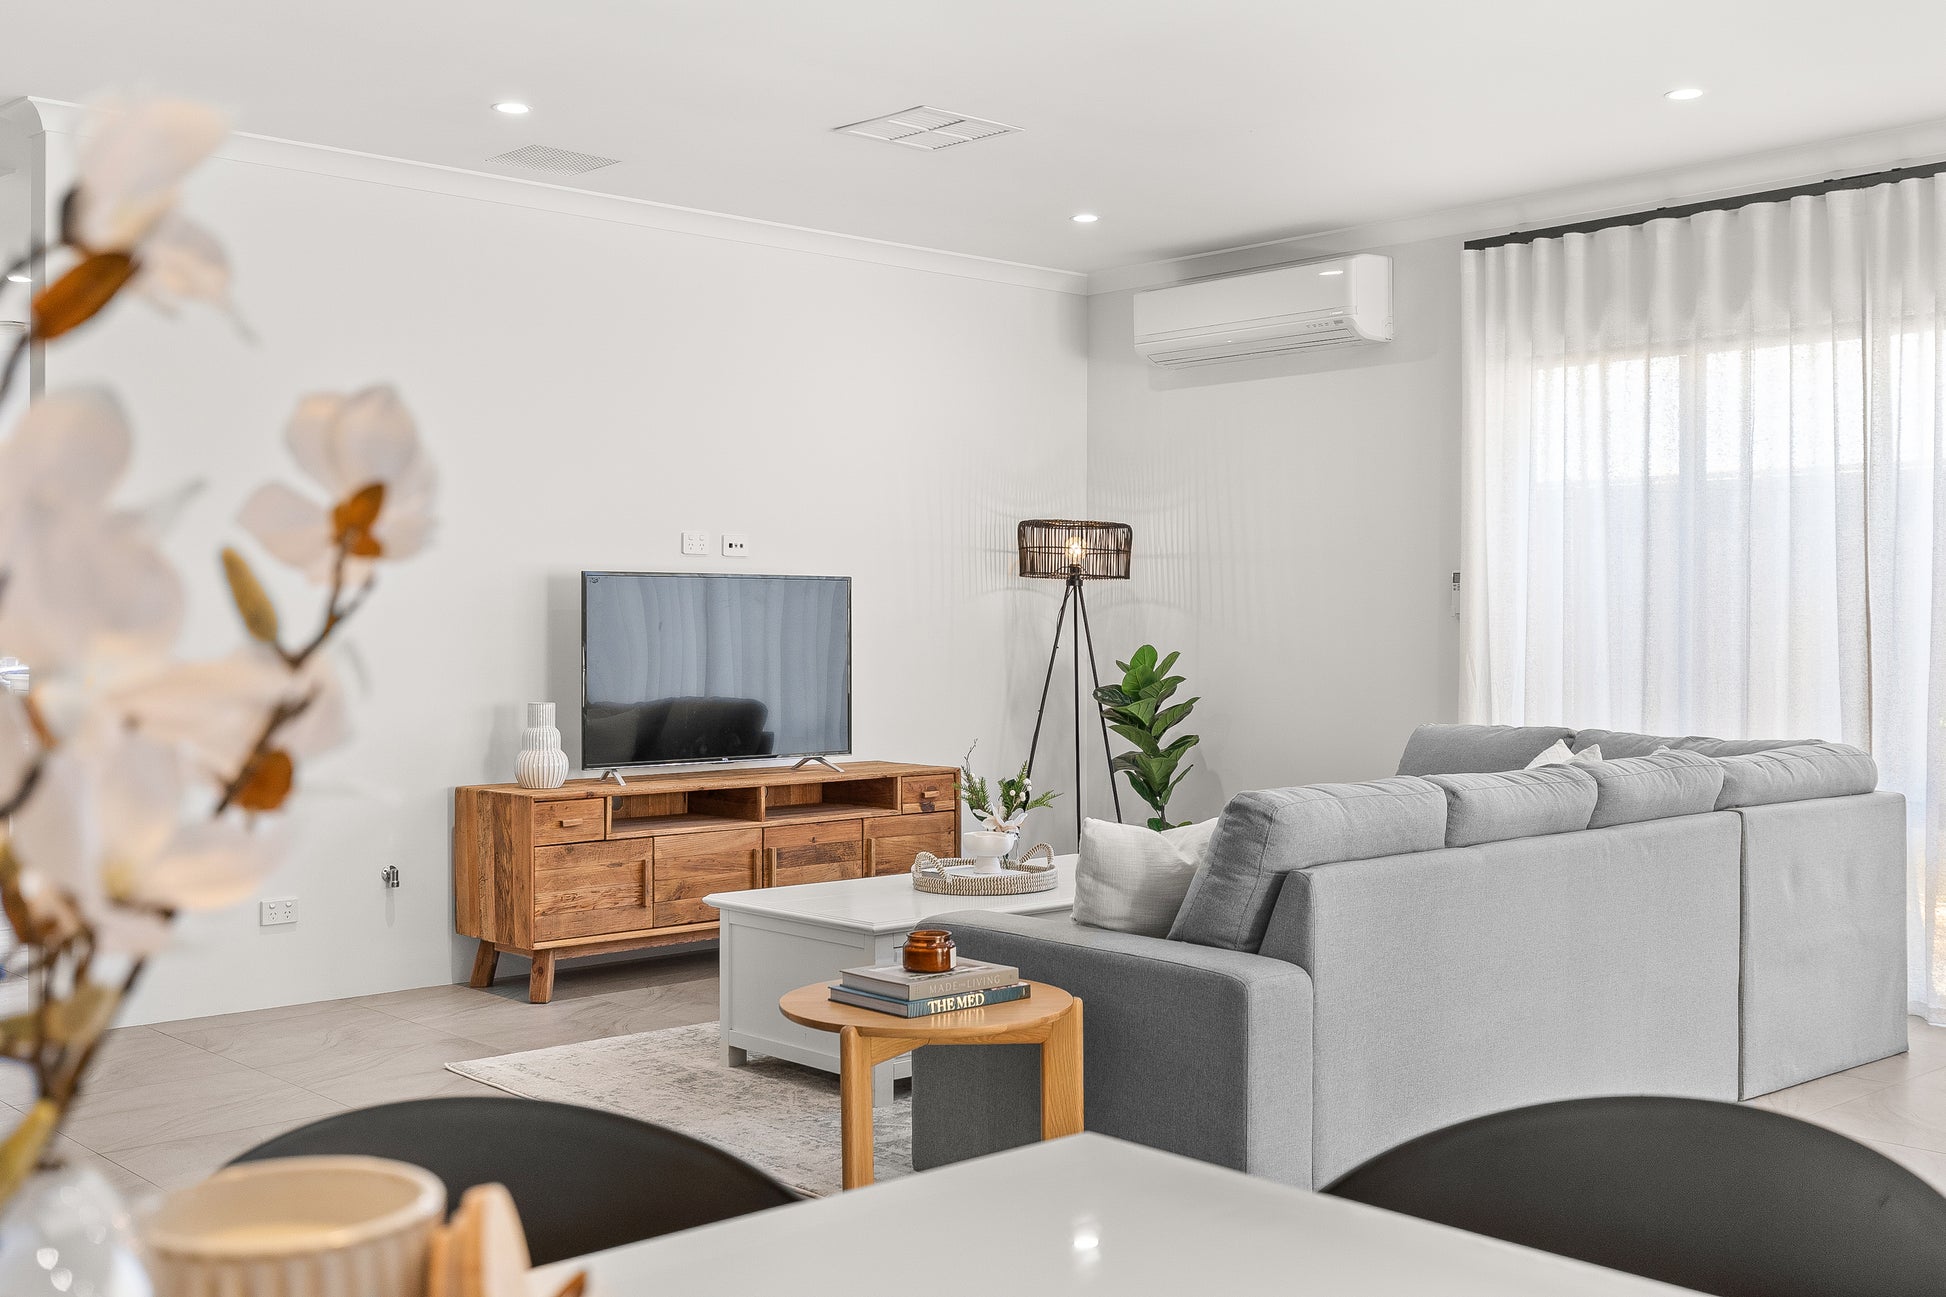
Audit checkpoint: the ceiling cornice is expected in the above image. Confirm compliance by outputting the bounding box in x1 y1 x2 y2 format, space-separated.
1088 110 1946 295
16 97 1089 297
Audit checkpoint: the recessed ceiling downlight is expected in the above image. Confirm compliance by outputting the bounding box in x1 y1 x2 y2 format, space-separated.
1317 268 1344 276
492 101 531 115
1071 213 1099 224
4 273 27 284
1664 87 1705 101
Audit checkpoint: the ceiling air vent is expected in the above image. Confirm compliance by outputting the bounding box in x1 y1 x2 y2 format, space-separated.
487 144 621 175
836 106 1018 151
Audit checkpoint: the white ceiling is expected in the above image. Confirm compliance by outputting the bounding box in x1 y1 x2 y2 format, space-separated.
6 0 1946 273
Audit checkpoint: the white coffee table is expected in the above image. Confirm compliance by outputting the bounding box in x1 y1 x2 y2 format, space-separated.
706 857 1076 1106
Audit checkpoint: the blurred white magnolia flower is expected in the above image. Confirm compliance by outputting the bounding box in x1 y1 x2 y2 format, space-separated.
0 689 36 809
0 388 182 670
239 386 436 583
73 97 226 253
66 97 235 318
9 728 280 953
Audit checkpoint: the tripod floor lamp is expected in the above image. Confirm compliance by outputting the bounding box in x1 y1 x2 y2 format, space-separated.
1018 519 1132 840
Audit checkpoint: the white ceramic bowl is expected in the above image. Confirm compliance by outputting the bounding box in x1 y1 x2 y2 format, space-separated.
142 1156 445 1297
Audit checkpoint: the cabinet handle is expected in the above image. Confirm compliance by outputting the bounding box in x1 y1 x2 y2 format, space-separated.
558 818 585 828
865 839 877 875
750 848 762 889
763 847 778 888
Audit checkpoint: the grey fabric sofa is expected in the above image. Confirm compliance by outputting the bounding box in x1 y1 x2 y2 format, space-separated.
910 724 1906 1189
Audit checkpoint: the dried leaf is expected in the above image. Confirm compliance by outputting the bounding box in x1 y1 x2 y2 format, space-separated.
0 843 33 949
0 1100 59 1205
234 748 294 812
220 546 280 643
0 981 120 1058
33 252 138 340
331 482 386 547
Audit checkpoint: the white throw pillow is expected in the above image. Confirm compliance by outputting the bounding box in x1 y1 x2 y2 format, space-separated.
1072 817 1219 936
1526 739 1603 768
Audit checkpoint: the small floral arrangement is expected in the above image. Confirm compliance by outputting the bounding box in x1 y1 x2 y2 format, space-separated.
0 98 435 1203
959 742 1057 834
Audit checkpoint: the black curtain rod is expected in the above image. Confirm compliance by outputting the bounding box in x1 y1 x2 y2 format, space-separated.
1463 159 1946 251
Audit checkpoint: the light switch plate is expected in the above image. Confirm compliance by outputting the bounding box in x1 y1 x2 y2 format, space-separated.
722 533 750 557
681 531 709 556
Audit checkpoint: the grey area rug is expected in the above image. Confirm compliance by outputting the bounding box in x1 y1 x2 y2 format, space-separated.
446 1022 909 1197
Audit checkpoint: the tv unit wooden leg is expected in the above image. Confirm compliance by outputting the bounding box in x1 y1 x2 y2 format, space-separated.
468 940 499 989
529 950 557 1004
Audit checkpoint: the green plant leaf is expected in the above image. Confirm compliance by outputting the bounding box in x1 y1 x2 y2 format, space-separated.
1156 650 1179 677
1152 699 1199 737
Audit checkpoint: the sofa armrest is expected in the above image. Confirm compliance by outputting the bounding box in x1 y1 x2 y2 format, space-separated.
908 911 1314 1186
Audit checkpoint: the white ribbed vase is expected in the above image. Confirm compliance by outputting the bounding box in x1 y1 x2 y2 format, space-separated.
514 702 568 790
141 1157 444 1297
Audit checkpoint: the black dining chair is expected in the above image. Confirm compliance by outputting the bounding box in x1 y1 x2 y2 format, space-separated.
231 1096 801 1264
1324 1095 1946 1297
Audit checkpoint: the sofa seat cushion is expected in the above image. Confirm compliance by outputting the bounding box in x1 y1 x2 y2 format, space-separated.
1582 749 1726 828
1396 724 1576 776
1714 743 1878 809
1425 767 1598 846
1072 817 1219 937
1572 728 1814 760
1169 778 1447 952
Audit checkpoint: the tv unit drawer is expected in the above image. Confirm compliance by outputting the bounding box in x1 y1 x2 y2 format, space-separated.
865 812 958 876
653 827 763 927
765 821 863 888
900 773 956 815
531 797 605 846
533 839 651 941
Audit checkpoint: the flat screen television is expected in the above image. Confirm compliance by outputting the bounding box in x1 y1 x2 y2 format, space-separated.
580 572 852 768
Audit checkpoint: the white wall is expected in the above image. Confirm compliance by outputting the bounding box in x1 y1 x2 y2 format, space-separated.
29 116 1088 1023
1083 235 1464 821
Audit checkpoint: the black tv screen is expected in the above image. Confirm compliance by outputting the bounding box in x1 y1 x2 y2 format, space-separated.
580 572 852 768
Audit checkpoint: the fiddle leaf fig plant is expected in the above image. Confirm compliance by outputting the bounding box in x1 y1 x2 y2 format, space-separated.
1093 644 1200 830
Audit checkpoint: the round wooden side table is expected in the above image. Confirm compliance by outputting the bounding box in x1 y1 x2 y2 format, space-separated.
779 980 1084 1189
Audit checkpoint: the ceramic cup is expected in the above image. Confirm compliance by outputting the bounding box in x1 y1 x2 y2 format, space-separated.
142 1156 445 1297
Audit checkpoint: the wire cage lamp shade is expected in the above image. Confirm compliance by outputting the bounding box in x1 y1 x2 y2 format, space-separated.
1017 520 1132 581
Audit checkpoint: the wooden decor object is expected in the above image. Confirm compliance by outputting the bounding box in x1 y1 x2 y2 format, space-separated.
454 761 959 1002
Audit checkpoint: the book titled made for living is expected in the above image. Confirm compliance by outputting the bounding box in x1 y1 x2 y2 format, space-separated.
837 958 1021 1001
827 981 1031 1018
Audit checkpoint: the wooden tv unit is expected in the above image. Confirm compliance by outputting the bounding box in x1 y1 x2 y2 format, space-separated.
453 760 959 1002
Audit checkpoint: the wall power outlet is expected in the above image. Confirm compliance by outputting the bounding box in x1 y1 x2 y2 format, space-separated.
681 531 709 556
721 533 750 557
259 897 298 926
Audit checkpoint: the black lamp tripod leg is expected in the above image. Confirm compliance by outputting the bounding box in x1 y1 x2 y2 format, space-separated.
1022 579 1074 786
1072 577 1082 842
1075 581 1124 824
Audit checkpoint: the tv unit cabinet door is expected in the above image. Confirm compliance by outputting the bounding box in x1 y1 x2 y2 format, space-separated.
765 820 863 888
865 812 958 876
654 827 764 928
533 839 653 942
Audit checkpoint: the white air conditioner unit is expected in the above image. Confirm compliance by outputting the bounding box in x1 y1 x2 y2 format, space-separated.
1132 253 1393 367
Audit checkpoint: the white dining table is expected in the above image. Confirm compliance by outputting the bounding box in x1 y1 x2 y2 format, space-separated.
528 1132 1695 1295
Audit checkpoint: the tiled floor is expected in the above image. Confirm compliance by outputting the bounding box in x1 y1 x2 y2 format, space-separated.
11 952 1946 1202
0 949 721 1199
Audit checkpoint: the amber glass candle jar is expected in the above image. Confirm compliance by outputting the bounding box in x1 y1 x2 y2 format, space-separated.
902 928 956 974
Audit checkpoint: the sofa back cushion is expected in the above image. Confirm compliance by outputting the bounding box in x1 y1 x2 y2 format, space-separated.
1571 728 1814 760
1396 724 1576 776
1714 742 1878 809
1583 749 1726 828
1169 778 1447 952
1425 767 1598 846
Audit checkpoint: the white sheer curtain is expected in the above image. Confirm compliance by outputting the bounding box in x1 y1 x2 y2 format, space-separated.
1460 177 1946 1024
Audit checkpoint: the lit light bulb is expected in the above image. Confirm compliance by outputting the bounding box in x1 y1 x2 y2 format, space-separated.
1066 536 1085 568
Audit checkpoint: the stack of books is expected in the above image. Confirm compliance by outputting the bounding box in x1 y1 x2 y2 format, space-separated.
828 958 1029 1018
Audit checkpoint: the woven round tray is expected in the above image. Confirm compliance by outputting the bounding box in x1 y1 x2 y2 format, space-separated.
910 843 1058 896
